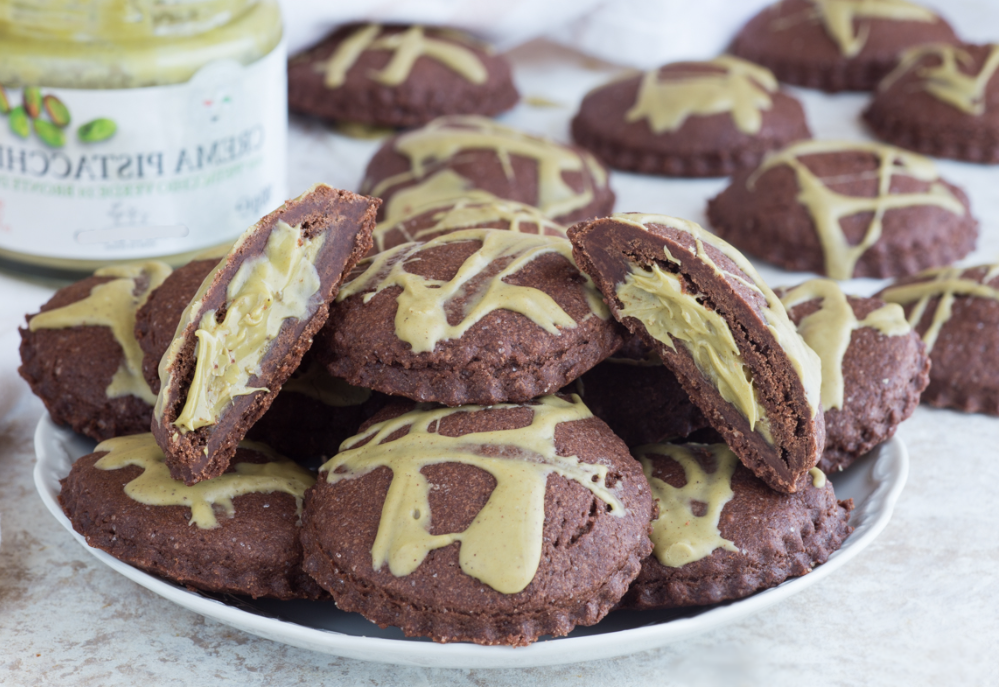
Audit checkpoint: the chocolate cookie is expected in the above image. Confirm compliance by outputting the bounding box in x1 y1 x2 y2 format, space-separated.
573 332 708 447
620 442 852 609
370 194 568 255
315 228 623 407
780 279 929 472
707 140 978 279
864 43 999 163
153 184 379 485
135 258 218 395
730 0 959 92
569 213 824 494
19 262 172 441
878 264 999 415
300 395 655 645
288 24 518 129
360 115 615 226
571 55 811 177
60 434 324 600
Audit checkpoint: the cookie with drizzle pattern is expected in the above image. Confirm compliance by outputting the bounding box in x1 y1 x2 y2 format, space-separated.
707 139 977 279
878 264 999 415
730 0 959 92
288 24 518 129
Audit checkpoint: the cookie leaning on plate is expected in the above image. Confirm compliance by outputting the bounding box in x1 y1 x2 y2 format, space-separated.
780 279 929 472
300 395 655 646
878 264 999 415
569 213 824 494
19 262 172 442
61 434 324 600
153 184 379 485
620 442 852 610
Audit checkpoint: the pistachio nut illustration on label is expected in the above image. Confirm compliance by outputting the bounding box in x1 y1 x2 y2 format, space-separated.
1 84 116 148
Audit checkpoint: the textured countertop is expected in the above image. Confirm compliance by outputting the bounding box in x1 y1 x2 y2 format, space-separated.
2 39 998 686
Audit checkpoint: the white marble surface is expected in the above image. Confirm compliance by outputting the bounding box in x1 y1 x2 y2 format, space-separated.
2 38 999 686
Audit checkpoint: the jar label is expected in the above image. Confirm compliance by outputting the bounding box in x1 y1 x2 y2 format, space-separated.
0 42 287 262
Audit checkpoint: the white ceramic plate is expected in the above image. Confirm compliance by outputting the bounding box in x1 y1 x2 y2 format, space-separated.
34 413 907 668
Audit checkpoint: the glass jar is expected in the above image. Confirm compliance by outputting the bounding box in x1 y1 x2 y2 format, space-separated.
0 0 286 274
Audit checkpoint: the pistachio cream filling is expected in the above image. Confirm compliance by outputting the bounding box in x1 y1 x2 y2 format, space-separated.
881 43 999 115
625 55 778 135
635 443 739 568
315 24 489 89
171 220 326 433
610 213 822 443
371 195 567 253
94 433 315 529
368 116 608 221
773 0 937 58
780 279 910 410
320 395 625 595
749 140 966 280
879 265 999 353
29 261 172 404
338 228 609 355
616 262 773 442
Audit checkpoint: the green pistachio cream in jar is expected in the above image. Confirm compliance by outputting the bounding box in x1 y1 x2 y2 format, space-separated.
0 0 285 272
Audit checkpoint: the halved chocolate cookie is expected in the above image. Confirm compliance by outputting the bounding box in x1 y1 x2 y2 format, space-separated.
569 213 824 494
360 115 615 226
707 140 977 279
864 43 999 163
288 24 519 129
620 442 852 609
300 395 655 645
60 434 324 600
780 279 929 472
19 262 172 441
153 184 379 485
571 55 811 177
730 0 959 92
878 264 999 415
315 228 623 407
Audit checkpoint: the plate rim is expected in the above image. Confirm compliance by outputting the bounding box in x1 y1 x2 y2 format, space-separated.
33 412 908 669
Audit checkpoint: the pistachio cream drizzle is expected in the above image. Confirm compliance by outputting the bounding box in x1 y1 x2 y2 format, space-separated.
337 228 609 355
170 220 326 433
320 395 625 594
625 55 778 135
93 433 315 529
610 213 822 426
372 195 568 253
635 443 739 568
774 0 937 58
881 43 999 115
780 279 910 410
29 261 172 405
315 24 489 89
369 116 609 221
617 262 774 442
281 360 372 407
879 265 999 353
749 140 966 280
378 169 498 227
